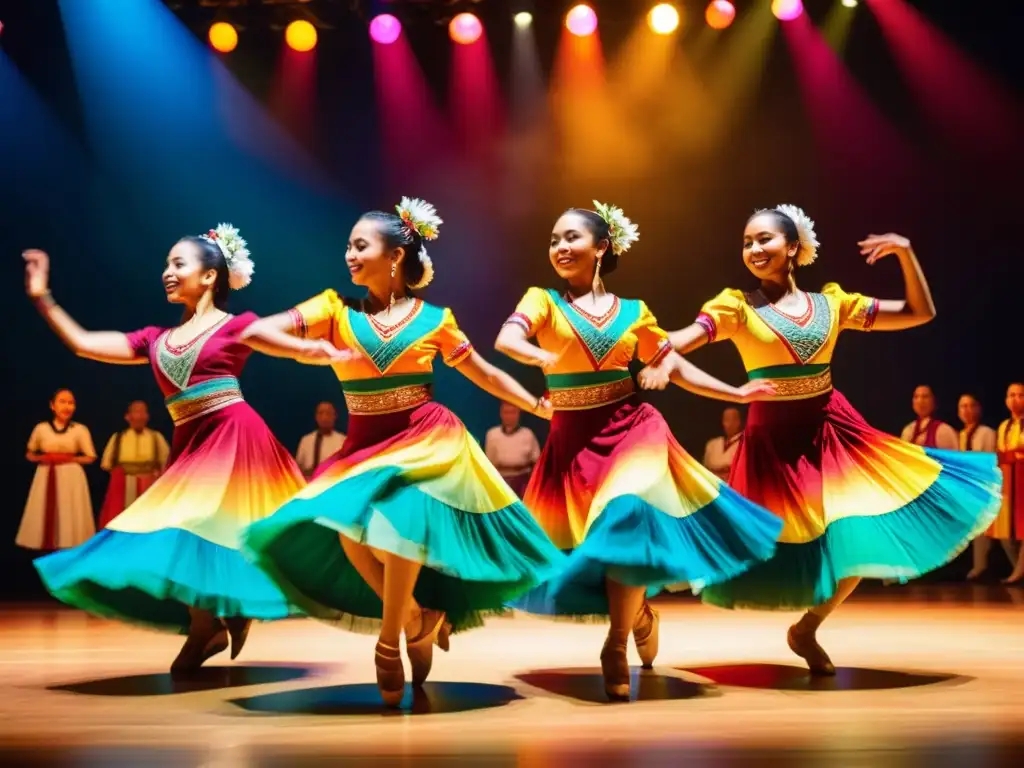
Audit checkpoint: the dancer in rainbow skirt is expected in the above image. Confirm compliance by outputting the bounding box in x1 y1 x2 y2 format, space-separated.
25 226 350 672
640 205 1001 675
494 202 783 701
241 198 564 707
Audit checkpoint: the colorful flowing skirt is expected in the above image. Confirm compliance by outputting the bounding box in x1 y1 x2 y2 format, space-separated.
241 401 566 634
512 397 784 619
34 398 305 633
700 389 1002 610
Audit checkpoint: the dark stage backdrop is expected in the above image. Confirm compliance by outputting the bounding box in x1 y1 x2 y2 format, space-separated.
0 0 1020 598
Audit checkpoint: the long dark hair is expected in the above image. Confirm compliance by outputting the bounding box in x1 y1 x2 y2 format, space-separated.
360 211 428 288
563 208 620 275
177 236 231 310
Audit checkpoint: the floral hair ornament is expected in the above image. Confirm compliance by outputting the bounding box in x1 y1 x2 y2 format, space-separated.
395 196 442 290
592 200 640 256
202 223 254 289
773 204 819 267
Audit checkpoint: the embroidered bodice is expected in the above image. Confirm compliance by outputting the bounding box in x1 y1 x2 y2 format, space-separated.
695 283 879 373
288 290 474 382
505 287 671 372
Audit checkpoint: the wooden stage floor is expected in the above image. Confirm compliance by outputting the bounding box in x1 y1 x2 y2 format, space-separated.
1 584 1022 766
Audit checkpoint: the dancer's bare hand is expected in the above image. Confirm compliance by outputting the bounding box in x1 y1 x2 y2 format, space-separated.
532 396 553 421
23 249 50 297
858 233 912 265
738 380 776 403
637 365 671 390
302 340 359 365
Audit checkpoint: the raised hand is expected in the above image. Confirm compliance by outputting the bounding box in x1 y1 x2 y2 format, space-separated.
858 233 912 266
738 379 777 403
23 249 51 297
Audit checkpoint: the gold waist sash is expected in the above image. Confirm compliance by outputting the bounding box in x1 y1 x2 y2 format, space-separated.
165 377 244 426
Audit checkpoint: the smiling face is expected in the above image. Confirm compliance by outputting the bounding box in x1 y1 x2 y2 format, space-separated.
162 240 218 305
50 389 76 422
742 212 798 281
549 212 608 284
346 217 403 289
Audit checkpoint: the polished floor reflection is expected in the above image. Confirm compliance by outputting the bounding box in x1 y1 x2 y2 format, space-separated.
1 584 1022 765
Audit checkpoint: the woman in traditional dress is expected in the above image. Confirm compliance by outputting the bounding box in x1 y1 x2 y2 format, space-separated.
25 225 350 671
18 388 97 551
242 198 565 707
640 204 1001 674
493 202 782 701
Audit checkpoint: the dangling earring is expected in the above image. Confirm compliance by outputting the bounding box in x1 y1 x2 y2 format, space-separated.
592 255 605 296
388 261 397 314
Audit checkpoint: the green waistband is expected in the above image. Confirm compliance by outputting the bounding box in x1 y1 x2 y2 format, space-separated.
165 376 240 404
747 363 830 380
341 373 434 393
546 370 631 389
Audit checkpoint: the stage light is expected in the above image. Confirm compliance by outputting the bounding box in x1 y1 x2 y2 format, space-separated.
705 1 735 30
369 14 402 45
565 4 598 37
285 20 317 52
648 4 680 35
514 12 533 29
841 0 859 7
208 22 238 53
449 12 482 45
771 0 804 21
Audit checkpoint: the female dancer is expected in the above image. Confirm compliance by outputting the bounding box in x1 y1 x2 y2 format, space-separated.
494 202 782 701
26 225 349 671
18 388 96 551
242 198 565 707
640 205 1001 674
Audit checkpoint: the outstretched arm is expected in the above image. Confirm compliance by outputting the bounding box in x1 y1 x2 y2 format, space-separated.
24 250 145 365
667 323 711 355
456 350 551 419
643 351 774 403
240 320 354 366
857 233 936 331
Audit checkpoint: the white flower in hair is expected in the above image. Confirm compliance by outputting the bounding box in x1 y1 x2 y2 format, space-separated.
773 204 819 267
592 200 639 255
396 196 442 241
408 246 435 290
202 223 254 289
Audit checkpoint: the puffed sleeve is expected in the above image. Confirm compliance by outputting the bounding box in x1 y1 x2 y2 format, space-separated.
502 287 551 338
124 326 162 358
76 424 97 458
821 282 879 331
695 288 746 343
27 423 44 453
437 307 474 367
287 289 342 341
634 301 672 365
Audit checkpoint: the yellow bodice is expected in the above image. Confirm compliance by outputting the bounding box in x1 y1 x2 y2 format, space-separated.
289 290 474 414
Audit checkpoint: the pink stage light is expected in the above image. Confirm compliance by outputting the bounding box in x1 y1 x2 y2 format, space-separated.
772 0 804 21
565 4 598 37
449 13 483 45
369 14 402 45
